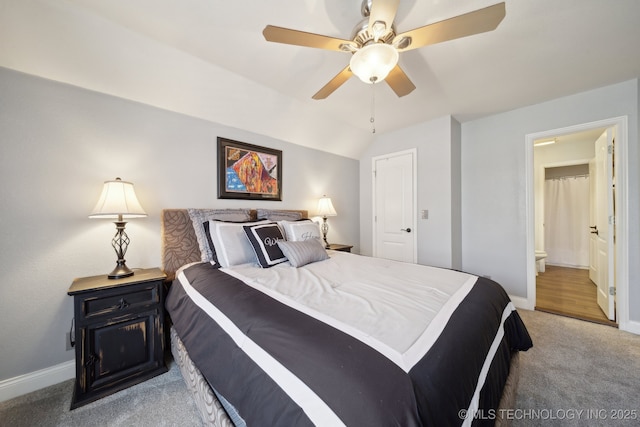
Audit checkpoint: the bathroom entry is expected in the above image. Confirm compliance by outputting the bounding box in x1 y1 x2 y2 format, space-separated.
533 126 617 324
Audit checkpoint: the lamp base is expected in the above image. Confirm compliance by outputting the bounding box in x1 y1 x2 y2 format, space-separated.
108 220 134 279
321 216 330 249
108 261 134 280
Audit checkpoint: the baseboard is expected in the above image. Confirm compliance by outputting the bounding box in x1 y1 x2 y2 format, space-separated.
509 295 534 311
620 319 640 336
0 360 75 403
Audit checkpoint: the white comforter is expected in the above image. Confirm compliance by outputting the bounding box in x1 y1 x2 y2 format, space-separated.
223 251 478 371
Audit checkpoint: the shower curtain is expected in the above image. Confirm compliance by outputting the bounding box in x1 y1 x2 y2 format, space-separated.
544 175 590 268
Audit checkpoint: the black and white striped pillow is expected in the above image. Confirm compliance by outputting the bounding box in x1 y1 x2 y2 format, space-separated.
277 239 329 268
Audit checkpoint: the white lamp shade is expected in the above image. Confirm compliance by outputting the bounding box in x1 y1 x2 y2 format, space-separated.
317 196 337 217
89 178 147 219
349 43 399 84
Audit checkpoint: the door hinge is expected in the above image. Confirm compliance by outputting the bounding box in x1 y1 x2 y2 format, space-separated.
607 145 613 154
609 215 616 225
609 287 616 296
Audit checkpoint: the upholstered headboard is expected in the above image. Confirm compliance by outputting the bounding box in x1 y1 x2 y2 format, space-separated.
160 208 308 280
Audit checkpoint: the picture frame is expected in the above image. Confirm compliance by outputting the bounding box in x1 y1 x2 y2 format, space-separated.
217 137 282 201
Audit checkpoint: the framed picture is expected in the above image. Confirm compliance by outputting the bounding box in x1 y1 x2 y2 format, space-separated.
217 137 282 201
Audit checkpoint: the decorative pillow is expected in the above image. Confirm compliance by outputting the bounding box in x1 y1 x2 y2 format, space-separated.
188 208 251 262
202 221 220 268
256 209 303 222
277 239 329 268
208 219 270 268
205 219 271 266
279 220 322 242
243 223 287 268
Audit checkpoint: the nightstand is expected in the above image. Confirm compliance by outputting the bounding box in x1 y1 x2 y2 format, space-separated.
327 243 353 253
68 267 167 409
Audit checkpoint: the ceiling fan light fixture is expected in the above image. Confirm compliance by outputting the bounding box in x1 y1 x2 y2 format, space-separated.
264 1 505 99
350 43 399 84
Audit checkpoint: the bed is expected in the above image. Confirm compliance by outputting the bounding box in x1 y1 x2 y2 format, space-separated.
162 208 532 426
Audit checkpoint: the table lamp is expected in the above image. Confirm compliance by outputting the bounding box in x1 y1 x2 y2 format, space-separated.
317 195 337 249
89 177 147 279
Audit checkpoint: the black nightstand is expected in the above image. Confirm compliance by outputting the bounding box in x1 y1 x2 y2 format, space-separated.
68 268 167 409
327 243 353 253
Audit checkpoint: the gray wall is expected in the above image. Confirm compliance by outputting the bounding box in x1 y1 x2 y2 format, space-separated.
0 67 360 382
461 79 639 323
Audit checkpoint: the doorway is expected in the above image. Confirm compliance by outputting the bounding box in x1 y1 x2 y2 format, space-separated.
533 130 615 324
525 117 629 329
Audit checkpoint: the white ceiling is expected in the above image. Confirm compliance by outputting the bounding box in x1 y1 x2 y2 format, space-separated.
2 0 640 158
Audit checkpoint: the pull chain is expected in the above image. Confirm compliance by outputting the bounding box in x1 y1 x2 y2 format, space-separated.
370 81 376 134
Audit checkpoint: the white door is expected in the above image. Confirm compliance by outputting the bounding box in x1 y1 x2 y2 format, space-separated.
590 129 615 320
588 157 598 283
372 150 416 263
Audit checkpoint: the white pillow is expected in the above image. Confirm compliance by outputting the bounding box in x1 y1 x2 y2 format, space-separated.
277 239 329 268
279 220 322 242
208 219 269 268
188 208 251 262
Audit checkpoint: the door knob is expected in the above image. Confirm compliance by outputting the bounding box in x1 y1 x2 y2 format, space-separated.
401 228 412 233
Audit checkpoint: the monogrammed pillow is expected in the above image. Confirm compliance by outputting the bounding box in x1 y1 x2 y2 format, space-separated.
279 220 322 242
243 223 288 268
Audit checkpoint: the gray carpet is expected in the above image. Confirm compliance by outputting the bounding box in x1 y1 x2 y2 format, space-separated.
1 309 639 426
513 309 640 426
0 359 203 427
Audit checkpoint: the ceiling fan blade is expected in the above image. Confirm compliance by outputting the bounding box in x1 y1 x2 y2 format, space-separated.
263 25 356 51
312 65 353 100
369 0 400 37
393 2 505 52
385 65 416 97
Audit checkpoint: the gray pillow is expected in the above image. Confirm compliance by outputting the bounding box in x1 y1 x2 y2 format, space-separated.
256 209 302 221
188 208 251 262
277 239 329 268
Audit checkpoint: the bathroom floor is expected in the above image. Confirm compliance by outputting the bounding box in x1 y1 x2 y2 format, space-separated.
535 265 617 326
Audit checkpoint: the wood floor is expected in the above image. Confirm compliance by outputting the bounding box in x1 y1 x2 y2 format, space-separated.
535 265 617 327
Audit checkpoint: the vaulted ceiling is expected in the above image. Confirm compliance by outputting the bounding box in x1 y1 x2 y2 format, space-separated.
2 0 639 158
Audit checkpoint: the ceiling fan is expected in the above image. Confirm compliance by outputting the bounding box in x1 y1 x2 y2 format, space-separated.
263 0 506 100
